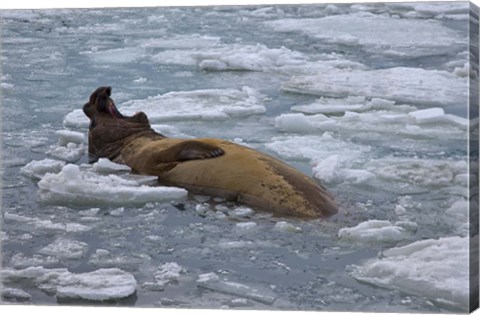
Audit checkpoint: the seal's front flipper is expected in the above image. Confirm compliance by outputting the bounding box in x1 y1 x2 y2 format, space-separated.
165 141 225 162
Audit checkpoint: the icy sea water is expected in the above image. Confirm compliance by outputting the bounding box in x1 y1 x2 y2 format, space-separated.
0 2 477 313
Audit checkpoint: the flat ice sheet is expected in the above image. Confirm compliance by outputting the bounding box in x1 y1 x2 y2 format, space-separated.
282 67 467 107
37 164 188 205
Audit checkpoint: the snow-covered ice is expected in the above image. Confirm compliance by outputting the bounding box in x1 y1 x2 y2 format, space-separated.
349 236 470 310
37 164 188 205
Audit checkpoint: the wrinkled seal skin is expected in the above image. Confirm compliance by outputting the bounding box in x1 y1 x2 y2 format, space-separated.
83 86 337 218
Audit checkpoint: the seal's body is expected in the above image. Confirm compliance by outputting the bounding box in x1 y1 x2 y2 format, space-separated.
83 86 337 218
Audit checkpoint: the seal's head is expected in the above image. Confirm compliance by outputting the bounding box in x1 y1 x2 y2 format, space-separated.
83 86 157 163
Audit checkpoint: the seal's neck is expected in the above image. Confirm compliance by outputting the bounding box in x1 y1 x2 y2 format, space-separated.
88 127 165 164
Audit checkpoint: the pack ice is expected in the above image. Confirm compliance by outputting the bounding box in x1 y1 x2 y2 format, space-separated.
349 236 472 310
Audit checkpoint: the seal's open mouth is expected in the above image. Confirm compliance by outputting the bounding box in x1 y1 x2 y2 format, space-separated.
107 99 124 119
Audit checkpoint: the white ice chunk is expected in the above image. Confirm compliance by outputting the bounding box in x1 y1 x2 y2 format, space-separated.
266 12 465 58
349 236 470 310
38 237 88 259
63 109 89 129
55 130 85 145
154 262 184 286
230 206 255 218
408 108 445 124
20 159 66 179
46 143 86 163
283 67 467 107
37 164 187 205
92 158 131 173
338 220 416 244
54 268 137 301
274 113 316 133
273 221 302 233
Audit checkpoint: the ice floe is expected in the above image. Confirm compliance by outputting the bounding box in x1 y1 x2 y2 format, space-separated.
3 213 92 234
46 143 86 163
10 253 60 269
38 237 89 260
154 262 184 286
63 109 89 128
197 272 276 304
266 12 465 58
89 249 147 271
365 158 468 188
338 220 417 244
349 236 470 310
54 268 137 301
119 86 266 122
2 266 137 301
37 164 188 205
282 67 467 107
55 130 85 145
20 158 66 180
278 98 468 141
152 44 307 71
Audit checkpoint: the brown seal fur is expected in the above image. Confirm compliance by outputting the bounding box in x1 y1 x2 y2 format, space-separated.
83 86 337 218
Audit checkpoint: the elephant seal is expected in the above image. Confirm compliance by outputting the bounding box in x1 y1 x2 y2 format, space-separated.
83 86 337 218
